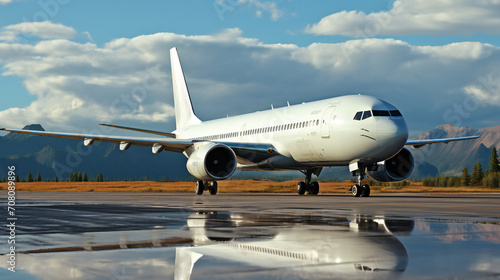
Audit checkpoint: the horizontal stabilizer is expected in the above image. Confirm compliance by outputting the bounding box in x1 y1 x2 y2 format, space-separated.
99 124 176 138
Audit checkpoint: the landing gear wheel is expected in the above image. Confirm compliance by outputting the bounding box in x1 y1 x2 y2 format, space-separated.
309 181 319 195
297 181 306 195
195 180 204 195
352 185 361 197
209 181 218 195
361 184 370 197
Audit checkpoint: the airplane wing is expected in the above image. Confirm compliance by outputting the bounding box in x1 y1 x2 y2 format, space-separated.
405 135 480 148
0 128 192 153
0 128 278 162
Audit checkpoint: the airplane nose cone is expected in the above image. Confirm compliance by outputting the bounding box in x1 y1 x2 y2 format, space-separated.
375 237 409 271
376 118 408 149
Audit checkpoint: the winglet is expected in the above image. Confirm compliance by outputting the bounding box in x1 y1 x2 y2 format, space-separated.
170 47 202 130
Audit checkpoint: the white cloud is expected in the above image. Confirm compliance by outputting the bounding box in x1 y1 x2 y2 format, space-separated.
0 27 499 133
238 0 283 21
214 0 284 21
0 0 16 4
306 0 500 37
0 21 76 42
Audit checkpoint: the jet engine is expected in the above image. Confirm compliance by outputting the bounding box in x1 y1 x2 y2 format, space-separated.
186 142 237 181
367 148 414 182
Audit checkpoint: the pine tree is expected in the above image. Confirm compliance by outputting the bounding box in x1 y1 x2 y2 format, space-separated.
438 174 448 188
83 173 88 182
96 173 103 182
77 171 83 182
160 176 169 182
27 172 34 182
15 174 19 182
55 176 59 182
461 167 470 186
36 173 42 182
490 147 500 173
471 162 484 186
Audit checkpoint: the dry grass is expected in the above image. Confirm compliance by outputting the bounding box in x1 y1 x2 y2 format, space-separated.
1 180 499 194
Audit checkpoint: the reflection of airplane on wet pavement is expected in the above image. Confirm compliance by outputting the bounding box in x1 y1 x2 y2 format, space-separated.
175 212 414 280
1 48 479 197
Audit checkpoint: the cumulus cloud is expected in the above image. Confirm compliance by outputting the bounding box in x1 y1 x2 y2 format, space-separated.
214 0 283 21
0 27 499 134
0 21 76 42
306 0 500 37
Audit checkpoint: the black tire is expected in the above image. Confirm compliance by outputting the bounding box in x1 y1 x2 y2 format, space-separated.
297 181 306 195
209 181 218 195
310 181 319 195
352 185 361 197
195 180 204 195
361 184 370 197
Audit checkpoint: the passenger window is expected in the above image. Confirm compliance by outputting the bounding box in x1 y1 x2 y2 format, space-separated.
362 110 372 120
353 111 362 120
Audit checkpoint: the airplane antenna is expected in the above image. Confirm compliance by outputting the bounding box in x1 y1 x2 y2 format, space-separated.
271 104 274 109
287 101 290 107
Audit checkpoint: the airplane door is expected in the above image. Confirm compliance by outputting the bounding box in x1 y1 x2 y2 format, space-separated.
321 106 336 138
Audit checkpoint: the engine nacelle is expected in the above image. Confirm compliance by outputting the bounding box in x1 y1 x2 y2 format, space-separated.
186 142 237 181
367 148 414 182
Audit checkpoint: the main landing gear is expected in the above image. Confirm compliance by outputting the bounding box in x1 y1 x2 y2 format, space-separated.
195 180 218 195
349 173 370 197
297 168 321 195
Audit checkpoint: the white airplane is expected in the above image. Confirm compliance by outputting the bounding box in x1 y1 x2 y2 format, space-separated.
1 47 479 197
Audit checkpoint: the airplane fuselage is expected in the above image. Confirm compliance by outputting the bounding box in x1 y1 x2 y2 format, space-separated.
175 95 409 170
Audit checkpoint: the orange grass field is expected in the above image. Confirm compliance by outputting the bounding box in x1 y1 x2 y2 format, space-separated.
1 180 499 194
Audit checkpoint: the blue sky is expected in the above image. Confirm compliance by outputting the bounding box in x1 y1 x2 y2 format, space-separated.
1 0 500 136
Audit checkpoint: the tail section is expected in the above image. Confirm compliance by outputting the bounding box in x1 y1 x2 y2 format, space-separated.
170 47 202 130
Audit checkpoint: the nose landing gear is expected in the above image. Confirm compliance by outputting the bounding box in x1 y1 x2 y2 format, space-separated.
350 173 371 197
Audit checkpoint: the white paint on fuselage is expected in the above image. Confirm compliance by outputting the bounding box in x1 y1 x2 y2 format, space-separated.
174 95 408 170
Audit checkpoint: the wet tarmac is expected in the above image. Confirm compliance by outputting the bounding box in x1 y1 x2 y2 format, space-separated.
1 192 500 279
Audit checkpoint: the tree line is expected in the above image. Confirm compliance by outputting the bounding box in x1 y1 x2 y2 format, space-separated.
422 147 500 188
0 171 104 183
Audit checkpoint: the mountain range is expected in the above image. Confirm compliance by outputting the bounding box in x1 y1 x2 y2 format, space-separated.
0 124 498 181
411 124 500 177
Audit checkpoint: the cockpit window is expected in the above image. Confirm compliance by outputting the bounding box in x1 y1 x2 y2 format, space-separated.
355 109 402 121
361 110 372 120
390 110 402 117
353 111 362 120
372 110 391 116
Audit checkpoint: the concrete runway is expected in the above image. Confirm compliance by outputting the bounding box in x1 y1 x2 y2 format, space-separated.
1 191 499 280
11 191 500 220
